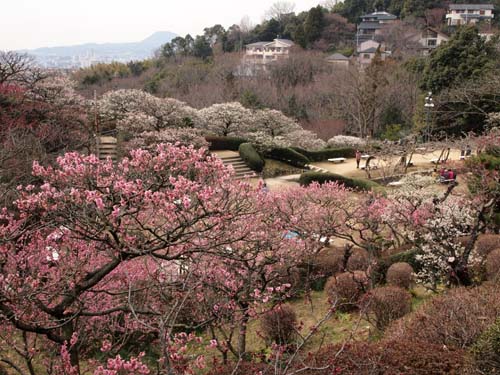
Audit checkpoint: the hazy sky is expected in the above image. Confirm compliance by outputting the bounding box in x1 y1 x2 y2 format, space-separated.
0 0 324 50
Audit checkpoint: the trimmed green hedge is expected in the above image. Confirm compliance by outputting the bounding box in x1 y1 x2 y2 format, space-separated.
292 147 356 161
239 143 265 172
371 249 422 285
265 148 310 168
298 172 381 191
206 136 248 151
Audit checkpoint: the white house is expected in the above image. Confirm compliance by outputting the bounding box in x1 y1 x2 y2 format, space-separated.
245 39 294 63
446 4 494 26
357 42 391 65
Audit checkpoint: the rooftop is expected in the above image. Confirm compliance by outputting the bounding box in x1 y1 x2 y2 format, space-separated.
360 11 397 20
327 53 349 61
245 39 294 48
449 4 494 10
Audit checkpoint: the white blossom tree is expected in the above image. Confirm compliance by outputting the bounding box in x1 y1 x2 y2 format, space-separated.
327 135 366 148
197 102 254 136
99 89 199 132
246 109 326 150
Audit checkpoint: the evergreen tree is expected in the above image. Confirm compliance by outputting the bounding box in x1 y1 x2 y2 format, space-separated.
303 6 326 47
422 26 498 93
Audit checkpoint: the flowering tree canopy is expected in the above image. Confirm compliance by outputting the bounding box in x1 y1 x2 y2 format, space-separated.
198 102 253 137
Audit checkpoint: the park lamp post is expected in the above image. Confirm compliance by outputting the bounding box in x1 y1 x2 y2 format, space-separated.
424 92 434 143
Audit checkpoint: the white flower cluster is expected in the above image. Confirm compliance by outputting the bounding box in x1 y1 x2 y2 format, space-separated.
398 174 436 190
97 90 326 150
327 135 366 148
486 112 500 130
413 198 478 287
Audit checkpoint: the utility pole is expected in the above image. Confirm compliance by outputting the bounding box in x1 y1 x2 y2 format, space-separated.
424 92 434 143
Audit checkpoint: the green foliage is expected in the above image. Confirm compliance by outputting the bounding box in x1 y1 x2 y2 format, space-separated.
240 90 263 109
206 136 248 151
76 61 151 86
238 143 265 172
422 26 498 93
471 318 500 374
291 147 356 161
265 147 310 167
303 6 326 47
337 0 448 23
379 124 404 141
298 172 381 191
193 36 213 60
261 159 303 178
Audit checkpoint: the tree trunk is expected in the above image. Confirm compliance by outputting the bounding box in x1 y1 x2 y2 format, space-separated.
450 262 472 287
237 312 249 359
63 324 80 374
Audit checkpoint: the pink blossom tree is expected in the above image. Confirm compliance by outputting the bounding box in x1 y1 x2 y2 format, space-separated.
0 144 260 372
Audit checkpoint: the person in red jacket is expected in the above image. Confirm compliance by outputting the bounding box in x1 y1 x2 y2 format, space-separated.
355 150 362 169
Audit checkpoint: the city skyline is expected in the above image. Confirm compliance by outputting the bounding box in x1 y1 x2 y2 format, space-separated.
0 0 323 51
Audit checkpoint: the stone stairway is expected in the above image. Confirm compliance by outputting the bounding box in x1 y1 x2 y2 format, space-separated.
305 164 329 173
219 155 257 179
97 136 118 161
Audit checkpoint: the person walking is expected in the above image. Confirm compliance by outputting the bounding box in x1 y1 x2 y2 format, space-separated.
355 150 362 169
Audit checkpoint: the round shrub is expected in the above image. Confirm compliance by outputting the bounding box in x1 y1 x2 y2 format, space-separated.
470 318 500 374
325 271 369 311
346 248 370 272
386 284 500 349
360 286 412 331
308 339 465 375
298 172 381 192
314 247 347 277
475 234 500 257
386 262 414 289
260 304 297 345
486 248 500 282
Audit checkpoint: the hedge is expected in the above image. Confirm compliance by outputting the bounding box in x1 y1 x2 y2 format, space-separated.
238 143 265 172
265 147 310 168
292 147 356 161
371 249 422 285
298 172 381 191
205 136 248 151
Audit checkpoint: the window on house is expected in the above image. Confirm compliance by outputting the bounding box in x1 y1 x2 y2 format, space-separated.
427 39 437 47
363 54 371 59
468 10 474 14
480 10 485 15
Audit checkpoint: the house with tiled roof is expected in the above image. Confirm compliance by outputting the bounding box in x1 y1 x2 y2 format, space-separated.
326 53 350 68
356 11 397 46
245 39 294 63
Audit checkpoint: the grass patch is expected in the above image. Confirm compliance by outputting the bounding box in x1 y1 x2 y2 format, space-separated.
262 159 303 178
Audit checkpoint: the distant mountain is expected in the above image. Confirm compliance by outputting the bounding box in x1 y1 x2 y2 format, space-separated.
22 31 178 69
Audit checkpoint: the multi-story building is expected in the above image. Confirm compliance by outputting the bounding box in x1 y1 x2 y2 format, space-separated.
356 11 397 46
446 4 494 26
245 39 294 63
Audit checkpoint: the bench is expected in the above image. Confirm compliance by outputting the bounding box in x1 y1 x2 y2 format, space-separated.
459 155 472 160
361 154 371 160
328 158 346 163
439 179 457 185
430 158 445 164
388 181 404 187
